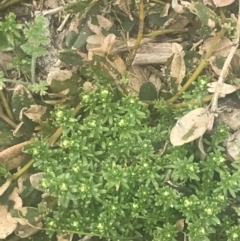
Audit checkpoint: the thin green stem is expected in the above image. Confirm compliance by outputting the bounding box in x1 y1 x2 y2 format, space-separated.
167 29 225 104
0 90 15 120
31 56 37 83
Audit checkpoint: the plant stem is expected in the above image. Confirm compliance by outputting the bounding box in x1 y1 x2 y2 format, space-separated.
11 159 34 181
126 0 145 67
0 106 17 128
167 29 225 104
0 90 15 120
0 0 24 10
31 55 37 83
3 78 29 86
144 28 187 38
171 94 213 108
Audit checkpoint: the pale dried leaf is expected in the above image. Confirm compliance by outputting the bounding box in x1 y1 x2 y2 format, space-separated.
200 37 232 57
86 35 105 50
115 0 133 20
220 108 240 131
209 56 222 76
47 68 73 85
207 82 238 97
0 205 17 239
213 0 235 7
149 74 161 92
87 15 113 35
197 136 207 160
88 34 116 60
57 233 73 241
0 188 22 239
18 174 30 194
170 108 212 146
9 187 23 209
83 81 96 93
0 140 31 170
226 129 240 161
170 51 186 85
172 43 183 54
172 0 185 13
30 173 44 192
23 105 47 122
15 222 42 238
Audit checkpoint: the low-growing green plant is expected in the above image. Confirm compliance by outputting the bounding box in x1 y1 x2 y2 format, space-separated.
0 12 23 51
21 15 50 83
26 78 240 241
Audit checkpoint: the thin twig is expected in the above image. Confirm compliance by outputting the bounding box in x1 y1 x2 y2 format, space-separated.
0 0 23 11
126 0 144 68
210 1 240 112
0 106 17 128
57 13 71 31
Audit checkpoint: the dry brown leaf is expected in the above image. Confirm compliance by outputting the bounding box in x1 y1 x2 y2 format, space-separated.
0 140 31 170
0 205 17 239
207 82 238 97
200 37 232 57
29 173 44 192
0 188 22 239
170 108 213 146
15 222 42 238
83 81 96 93
115 0 133 20
220 108 240 131
209 56 222 76
172 0 185 13
149 73 161 92
225 129 240 161
57 233 73 241
88 34 117 61
86 35 105 50
87 15 113 36
18 174 30 194
47 68 73 85
170 43 186 86
23 105 47 122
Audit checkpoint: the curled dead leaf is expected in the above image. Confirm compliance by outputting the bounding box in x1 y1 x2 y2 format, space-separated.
170 108 213 146
207 82 238 97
